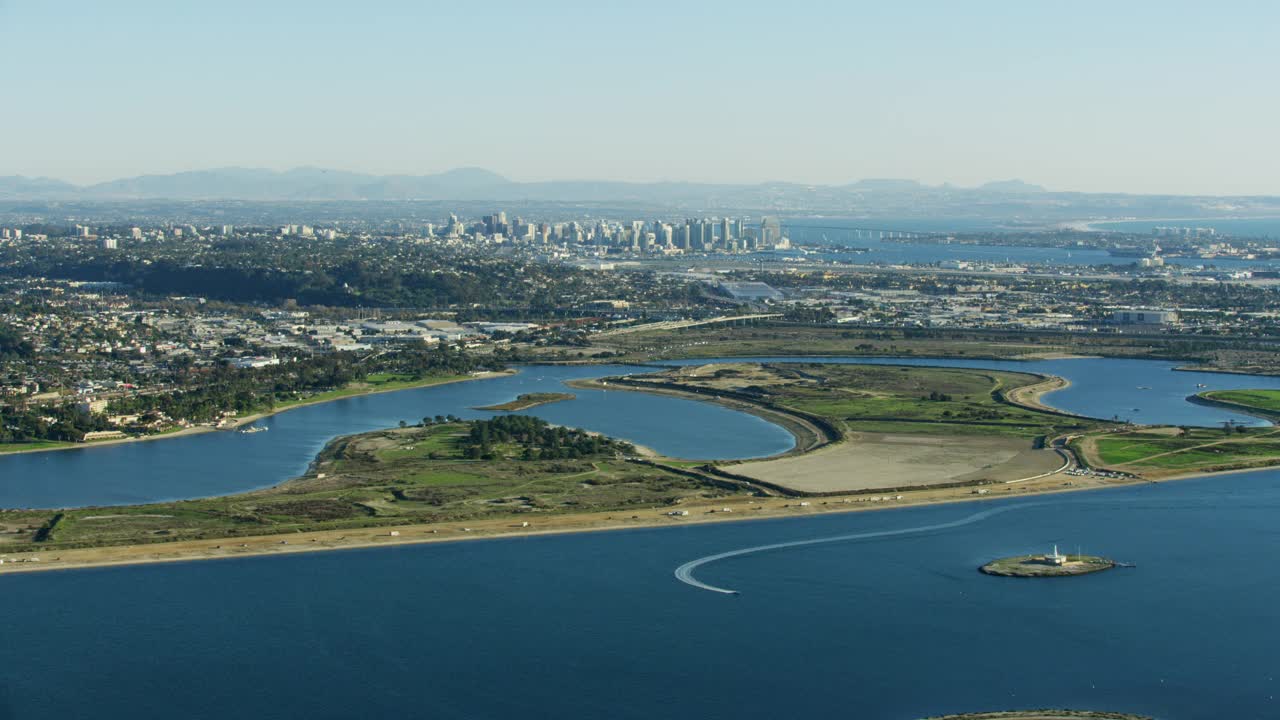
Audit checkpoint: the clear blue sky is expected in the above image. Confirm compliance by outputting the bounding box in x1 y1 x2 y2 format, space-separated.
1 0 1277 194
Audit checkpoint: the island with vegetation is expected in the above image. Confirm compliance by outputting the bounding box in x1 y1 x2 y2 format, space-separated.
980 553 1117 578
921 711 1151 720
475 392 574 412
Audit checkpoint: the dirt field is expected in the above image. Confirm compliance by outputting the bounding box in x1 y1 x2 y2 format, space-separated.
730 433 1063 493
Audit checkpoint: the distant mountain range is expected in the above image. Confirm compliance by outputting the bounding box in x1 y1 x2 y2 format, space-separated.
1 167 1276 221
0 167 1049 202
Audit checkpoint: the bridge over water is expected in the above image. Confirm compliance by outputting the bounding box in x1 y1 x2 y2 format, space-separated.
779 222 941 243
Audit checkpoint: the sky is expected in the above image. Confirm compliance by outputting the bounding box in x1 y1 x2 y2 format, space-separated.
1 0 1278 195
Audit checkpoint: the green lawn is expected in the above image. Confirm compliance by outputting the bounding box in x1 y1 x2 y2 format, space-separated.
1201 389 1280 415
0 440 75 454
644 362 1097 438
1 422 724 553
1093 428 1280 472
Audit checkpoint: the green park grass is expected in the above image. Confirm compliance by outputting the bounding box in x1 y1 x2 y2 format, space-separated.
0 422 720 553
1200 389 1280 415
1093 427 1280 472
0 439 76 454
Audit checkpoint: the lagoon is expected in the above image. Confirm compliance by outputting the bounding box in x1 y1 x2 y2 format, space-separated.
5 357 1280 509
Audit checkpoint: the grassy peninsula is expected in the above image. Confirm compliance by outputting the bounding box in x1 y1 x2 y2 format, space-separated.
586 362 1101 495
0 415 742 560
1075 426 1280 478
1195 388 1280 418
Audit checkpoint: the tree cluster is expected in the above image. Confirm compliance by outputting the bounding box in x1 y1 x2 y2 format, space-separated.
462 415 634 461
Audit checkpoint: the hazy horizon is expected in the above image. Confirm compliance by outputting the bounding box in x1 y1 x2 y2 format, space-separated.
2 1 1278 195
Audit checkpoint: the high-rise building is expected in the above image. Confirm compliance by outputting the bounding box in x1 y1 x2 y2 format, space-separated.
220 225 234 236
102 238 118 250
130 227 143 240
760 217 782 247
721 218 732 245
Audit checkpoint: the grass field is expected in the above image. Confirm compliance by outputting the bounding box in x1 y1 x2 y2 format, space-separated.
1199 389 1280 415
0 440 75 454
640 362 1095 438
0 422 726 554
1086 426 1280 475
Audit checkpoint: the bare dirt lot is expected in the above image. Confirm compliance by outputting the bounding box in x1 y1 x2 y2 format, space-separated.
730 433 1063 493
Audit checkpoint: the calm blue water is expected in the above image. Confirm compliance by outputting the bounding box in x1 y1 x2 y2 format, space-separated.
1094 217 1280 239
783 219 1280 270
2 471 1278 719
4 357 1280 509
0 365 794 509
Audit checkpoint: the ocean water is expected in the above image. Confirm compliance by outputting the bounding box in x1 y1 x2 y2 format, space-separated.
782 218 1280 269
1 470 1277 719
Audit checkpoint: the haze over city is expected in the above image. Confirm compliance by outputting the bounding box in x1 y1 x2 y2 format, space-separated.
2 0 1278 196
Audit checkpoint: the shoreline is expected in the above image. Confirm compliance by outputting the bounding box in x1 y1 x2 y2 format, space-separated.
0 371 512 457
5 359 1278 575
565 377 833 460
0 459 1262 576
1001 374 1076 415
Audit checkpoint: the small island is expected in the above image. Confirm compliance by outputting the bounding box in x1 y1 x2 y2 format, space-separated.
921 707 1152 712
475 392 575 412
980 546 1117 577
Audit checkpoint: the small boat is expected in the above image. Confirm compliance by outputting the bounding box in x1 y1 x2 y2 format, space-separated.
239 426 268 434
1136 386 1151 390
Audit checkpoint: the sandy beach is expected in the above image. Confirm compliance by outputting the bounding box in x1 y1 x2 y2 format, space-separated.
0 461 1149 575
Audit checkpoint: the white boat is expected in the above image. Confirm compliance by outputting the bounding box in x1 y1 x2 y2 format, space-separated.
239 426 268 434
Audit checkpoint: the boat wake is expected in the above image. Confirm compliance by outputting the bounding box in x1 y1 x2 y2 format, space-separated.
673 502 1042 595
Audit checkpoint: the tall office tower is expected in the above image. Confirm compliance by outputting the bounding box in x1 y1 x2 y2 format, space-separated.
220 225 234 236
660 224 674 247
131 227 143 239
721 218 732 246
760 217 781 247
12 229 21 240
102 237 118 250
680 222 693 250
0 229 9 239
77 225 90 238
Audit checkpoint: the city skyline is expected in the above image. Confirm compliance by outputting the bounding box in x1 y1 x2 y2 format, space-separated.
2 1 1278 195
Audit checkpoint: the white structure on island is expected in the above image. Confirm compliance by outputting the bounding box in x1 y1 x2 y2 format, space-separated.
1045 544 1067 566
